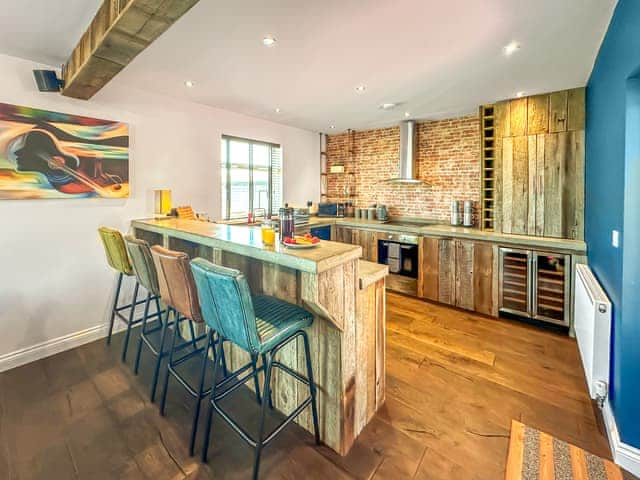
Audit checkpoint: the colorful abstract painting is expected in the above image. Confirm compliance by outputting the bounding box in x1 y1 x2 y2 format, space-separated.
0 102 129 199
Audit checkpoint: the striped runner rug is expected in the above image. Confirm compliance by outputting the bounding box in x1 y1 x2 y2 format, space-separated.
506 420 623 480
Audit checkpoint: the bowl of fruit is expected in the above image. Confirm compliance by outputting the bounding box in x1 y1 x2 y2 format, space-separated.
282 233 321 249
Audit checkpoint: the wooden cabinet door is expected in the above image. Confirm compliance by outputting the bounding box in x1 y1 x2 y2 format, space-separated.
418 237 440 301
455 240 475 310
473 243 497 316
332 226 353 243
352 229 379 262
417 237 456 305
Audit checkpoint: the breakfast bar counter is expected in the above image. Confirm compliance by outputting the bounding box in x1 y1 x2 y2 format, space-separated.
131 218 388 455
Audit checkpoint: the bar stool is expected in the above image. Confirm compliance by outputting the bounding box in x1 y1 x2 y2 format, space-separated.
124 236 170 402
190 258 320 480
98 227 151 362
150 246 227 456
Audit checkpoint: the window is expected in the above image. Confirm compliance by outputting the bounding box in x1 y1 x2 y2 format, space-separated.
221 135 282 220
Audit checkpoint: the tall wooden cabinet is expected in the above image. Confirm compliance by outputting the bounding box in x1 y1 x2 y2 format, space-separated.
487 87 585 240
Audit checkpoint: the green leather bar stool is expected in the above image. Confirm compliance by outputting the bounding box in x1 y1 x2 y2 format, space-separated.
190 258 320 480
98 226 151 362
124 236 171 402
150 245 229 456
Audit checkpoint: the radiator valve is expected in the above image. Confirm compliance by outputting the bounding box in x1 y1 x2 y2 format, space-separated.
594 380 608 409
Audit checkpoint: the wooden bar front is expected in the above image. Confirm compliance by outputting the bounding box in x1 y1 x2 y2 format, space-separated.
132 219 387 455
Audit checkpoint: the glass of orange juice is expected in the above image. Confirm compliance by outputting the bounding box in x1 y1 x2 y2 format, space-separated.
261 221 276 246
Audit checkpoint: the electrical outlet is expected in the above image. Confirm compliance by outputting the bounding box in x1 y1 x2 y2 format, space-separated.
612 230 620 248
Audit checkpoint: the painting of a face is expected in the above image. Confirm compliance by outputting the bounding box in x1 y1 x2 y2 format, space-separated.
0 102 129 199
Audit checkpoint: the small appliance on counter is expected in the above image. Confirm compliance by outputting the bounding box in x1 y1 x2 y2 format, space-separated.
279 207 295 242
450 200 462 226
463 200 474 227
318 202 345 217
377 204 389 222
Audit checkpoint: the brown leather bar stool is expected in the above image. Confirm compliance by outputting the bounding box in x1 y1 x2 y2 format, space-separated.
150 245 229 455
98 227 156 362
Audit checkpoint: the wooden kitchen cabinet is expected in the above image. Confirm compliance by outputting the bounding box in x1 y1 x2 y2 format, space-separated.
351 229 379 262
418 237 498 316
489 87 585 240
332 225 353 243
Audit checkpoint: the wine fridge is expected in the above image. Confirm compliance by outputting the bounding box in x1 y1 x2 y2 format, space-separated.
499 248 571 327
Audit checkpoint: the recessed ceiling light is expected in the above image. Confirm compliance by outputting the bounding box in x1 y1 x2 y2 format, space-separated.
355 85 366 93
329 125 336 129
379 103 397 110
504 41 520 56
184 80 195 88
404 112 411 118
263 34 276 47
274 107 281 113
516 91 525 98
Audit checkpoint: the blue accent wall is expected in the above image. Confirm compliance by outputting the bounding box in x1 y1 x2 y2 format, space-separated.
587 0 640 447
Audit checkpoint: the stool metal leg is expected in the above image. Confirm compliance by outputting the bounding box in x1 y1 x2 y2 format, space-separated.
253 352 273 480
133 292 152 375
302 331 320 444
261 353 274 409
149 307 172 403
107 272 124 345
189 328 213 456
201 339 224 463
159 309 180 416
121 280 140 363
251 354 262 405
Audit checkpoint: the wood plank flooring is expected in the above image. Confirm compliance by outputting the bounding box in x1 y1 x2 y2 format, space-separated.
0 293 633 479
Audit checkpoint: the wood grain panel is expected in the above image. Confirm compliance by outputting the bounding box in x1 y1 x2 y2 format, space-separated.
511 136 530 234
438 239 456 305
527 94 549 134
527 135 538 234
63 0 200 99
544 132 569 238
510 98 528 136
494 100 511 138
567 87 586 131
418 236 440 301
455 241 474 310
502 137 514 233
549 90 569 133
571 130 586 240
473 242 495 316
535 134 546 236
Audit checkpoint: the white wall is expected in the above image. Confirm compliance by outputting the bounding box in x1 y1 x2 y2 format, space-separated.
0 53 319 368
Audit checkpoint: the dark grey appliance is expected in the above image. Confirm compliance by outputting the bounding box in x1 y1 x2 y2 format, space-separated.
377 233 419 277
317 202 345 217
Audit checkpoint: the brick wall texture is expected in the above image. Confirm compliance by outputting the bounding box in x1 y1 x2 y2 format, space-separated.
326 115 481 222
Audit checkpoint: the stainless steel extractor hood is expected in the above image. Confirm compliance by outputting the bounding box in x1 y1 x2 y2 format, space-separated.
385 120 422 183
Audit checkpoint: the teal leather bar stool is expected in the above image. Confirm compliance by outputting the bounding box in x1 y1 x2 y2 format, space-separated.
98 227 150 362
124 236 170 402
190 258 320 480
151 245 228 456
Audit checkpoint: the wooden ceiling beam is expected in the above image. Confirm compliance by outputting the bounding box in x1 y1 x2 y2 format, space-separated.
62 0 199 100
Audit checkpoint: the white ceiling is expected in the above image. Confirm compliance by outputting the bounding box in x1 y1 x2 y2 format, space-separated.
0 0 616 133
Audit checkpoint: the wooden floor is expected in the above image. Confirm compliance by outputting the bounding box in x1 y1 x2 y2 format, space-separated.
0 293 631 479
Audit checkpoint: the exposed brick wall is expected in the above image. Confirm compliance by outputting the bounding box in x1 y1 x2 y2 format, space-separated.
326 115 481 222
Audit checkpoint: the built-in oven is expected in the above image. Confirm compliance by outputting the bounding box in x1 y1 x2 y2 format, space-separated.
377 233 419 295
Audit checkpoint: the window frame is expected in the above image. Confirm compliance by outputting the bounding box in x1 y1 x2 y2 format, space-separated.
221 135 282 220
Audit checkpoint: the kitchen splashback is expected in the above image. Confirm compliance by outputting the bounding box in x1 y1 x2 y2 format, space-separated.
326 115 480 222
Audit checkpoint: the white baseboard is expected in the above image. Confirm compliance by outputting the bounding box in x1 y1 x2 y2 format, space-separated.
603 400 640 476
0 323 122 373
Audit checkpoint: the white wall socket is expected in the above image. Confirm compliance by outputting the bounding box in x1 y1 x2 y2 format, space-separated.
612 230 620 248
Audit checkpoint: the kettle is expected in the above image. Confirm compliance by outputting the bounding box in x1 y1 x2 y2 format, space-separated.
376 205 389 222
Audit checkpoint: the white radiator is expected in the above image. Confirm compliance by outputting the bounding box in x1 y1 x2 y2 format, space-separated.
574 264 612 401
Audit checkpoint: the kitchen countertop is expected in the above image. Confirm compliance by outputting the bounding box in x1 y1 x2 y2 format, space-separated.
216 216 587 254
132 218 362 273
358 260 389 290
